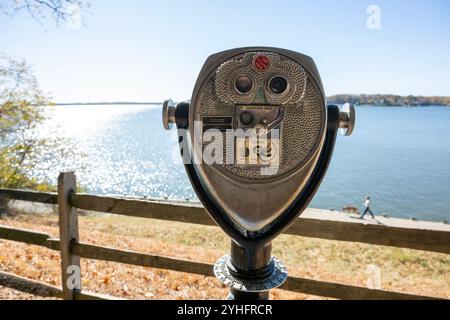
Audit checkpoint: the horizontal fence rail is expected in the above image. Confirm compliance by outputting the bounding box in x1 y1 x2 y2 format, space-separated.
70 194 450 254
0 271 63 298
0 182 449 300
0 188 58 204
3 188 448 254
0 224 440 300
0 269 117 300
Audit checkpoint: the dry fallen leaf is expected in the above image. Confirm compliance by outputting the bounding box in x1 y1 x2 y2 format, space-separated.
100 275 111 285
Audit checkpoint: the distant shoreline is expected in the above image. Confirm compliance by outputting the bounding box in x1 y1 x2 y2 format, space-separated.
54 94 450 107
53 102 450 107
54 102 162 106
327 94 450 107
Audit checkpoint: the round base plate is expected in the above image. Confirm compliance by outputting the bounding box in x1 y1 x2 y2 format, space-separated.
213 255 288 292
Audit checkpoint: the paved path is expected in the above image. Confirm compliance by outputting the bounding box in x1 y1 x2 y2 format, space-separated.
302 208 450 232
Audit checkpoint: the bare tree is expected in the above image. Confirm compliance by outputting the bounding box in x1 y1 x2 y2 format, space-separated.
1 0 90 25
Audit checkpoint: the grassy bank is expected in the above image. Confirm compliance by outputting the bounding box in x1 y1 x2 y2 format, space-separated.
0 210 449 300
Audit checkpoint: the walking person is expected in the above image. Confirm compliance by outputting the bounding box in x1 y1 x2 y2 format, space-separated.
360 196 375 219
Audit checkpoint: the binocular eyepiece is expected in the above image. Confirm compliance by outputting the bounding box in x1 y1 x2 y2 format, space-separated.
162 47 355 299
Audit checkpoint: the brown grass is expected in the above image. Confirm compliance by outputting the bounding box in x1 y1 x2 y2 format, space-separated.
0 211 449 300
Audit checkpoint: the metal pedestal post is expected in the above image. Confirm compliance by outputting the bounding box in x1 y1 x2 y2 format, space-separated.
214 241 287 300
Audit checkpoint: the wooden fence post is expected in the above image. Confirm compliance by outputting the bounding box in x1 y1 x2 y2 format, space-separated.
58 171 81 300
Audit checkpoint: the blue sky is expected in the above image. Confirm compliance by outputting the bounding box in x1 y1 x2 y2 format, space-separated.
1 0 449 102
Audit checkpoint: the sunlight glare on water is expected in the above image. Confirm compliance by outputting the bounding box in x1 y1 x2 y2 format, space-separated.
33 104 194 199
30 105 450 222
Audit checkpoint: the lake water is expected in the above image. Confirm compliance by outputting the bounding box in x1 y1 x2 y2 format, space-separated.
30 105 450 222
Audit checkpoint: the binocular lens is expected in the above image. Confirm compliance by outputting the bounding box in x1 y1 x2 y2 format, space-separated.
235 75 253 94
269 76 288 94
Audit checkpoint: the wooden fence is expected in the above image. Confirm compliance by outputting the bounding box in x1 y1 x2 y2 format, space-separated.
0 171 449 300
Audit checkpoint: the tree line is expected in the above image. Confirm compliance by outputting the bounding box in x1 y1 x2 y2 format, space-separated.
327 94 450 106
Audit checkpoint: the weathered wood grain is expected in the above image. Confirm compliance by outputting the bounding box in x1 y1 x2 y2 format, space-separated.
72 241 441 300
73 242 214 277
0 188 57 204
70 193 215 226
0 225 443 300
281 276 440 300
0 271 62 298
0 271 118 300
0 225 51 247
285 217 450 254
57 172 81 300
69 193 450 254
2 187 449 254
0 186 449 299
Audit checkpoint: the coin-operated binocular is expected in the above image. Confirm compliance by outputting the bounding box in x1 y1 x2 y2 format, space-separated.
162 47 355 300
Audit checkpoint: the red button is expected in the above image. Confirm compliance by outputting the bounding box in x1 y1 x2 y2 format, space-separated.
254 55 270 72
